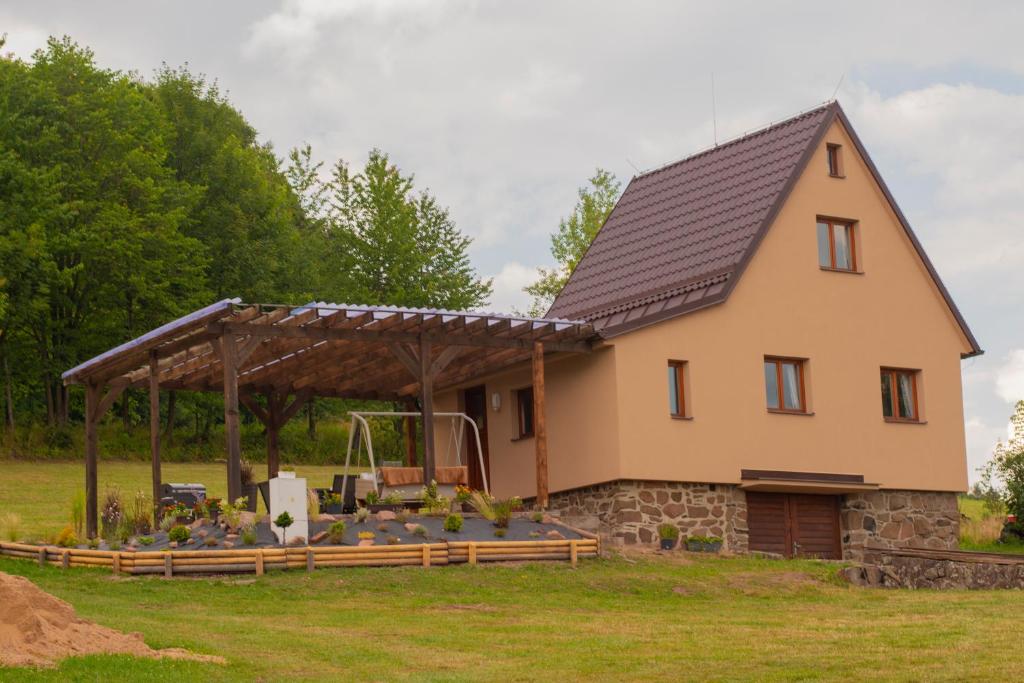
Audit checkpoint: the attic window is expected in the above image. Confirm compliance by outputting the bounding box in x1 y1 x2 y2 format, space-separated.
817 218 857 272
826 144 843 177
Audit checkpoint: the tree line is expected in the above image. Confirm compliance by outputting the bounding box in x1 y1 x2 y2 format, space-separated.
0 36 491 440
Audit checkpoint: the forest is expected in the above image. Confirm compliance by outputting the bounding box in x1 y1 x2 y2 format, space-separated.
0 37 494 461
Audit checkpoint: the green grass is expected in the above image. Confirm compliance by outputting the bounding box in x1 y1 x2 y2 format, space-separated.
1 553 1023 681
956 495 1024 554
0 461 358 541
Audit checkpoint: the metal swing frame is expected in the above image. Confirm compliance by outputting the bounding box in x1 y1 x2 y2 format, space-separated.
339 410 489 505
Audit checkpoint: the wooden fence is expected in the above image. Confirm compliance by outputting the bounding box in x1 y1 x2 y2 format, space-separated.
0 536 599 577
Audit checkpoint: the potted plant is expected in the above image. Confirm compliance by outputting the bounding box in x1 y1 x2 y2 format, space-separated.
454 485 474 512
365 490 405 513
657 523 680 550
685 535 724 553
240 460 258 512
321 491 343 515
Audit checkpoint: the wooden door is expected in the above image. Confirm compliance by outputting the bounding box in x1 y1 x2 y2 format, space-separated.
746 492 841 559
462 385 490 491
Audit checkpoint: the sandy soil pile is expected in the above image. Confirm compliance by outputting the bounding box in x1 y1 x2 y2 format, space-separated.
0 571 224 668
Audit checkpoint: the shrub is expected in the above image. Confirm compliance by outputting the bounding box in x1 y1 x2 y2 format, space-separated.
657 524 680 541
382 492 403 505
365 491 380 505
100 488 123 539
327 520 347 544
468 491 495 521
531 511 544 523
274 511 295 543
443 514 463 533
168 525 191 543
240 523 258 546
159 514 176 532
355 507 370 523
108 538 121 551
0 512 22 542
56 526 78 548
138 536 155 546
394 509 409 524
87 537 100 550
307 489 321 522
70 491 85 538
413 524 428 537
491 497 522 528
220 497 248 531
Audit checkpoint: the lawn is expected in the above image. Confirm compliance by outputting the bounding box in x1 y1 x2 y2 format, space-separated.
2 464 1024 681
0 461 357 541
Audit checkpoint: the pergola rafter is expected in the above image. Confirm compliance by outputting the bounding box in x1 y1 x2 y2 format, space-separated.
63 299 596 537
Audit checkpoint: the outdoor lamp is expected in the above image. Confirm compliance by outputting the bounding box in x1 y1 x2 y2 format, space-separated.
491 392 501 411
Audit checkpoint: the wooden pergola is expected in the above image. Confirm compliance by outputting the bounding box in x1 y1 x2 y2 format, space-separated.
62 300 596 537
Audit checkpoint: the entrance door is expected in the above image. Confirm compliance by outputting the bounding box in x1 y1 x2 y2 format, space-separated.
746 492 842 559
462 385 490 491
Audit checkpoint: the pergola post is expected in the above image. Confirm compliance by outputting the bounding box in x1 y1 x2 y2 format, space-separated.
85 382 100 538
266 392 281 479
533 341 548 509
221 333 242 502
148 351 161 524
404 398 417 467
419 337 436 484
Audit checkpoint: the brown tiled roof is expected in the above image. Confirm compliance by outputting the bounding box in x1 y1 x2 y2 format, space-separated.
548 102 982 357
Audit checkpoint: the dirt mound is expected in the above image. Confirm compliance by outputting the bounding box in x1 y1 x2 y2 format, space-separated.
0 572 224 668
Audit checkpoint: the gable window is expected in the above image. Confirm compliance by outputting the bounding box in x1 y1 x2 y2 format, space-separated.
881 368 920 422
515 387 534 438
817 218 857 271
826 143 843 177
764 357 807 413
668 360 689 418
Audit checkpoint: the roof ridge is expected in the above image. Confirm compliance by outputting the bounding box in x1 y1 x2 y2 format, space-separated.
636 100 836 180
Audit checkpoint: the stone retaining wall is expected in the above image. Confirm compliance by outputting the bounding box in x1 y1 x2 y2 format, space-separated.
840 491 959 562
844 548 1024 589
549 480 958 560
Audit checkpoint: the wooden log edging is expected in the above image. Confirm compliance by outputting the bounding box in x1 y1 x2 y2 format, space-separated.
0 537 597 576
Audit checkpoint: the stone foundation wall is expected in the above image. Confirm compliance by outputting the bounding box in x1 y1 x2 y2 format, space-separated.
841 491 959 562
549 480 958 560
844 548 1024 589
547 480 748 552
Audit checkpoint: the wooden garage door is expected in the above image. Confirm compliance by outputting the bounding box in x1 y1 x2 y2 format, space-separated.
746 492 841 559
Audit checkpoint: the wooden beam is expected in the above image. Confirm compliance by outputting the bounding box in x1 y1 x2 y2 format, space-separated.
420 337 436 484
239 393 269 425
387 343 421 378
429 345 463 377
281 389 313 423
94 380 129 422
222 334 242 502
148 351 161 524
533 341 548 509
85 382 100 539
210 322 592 354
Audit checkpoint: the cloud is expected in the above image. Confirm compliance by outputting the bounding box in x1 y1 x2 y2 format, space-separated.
995 350 1024 404
484 261 537 313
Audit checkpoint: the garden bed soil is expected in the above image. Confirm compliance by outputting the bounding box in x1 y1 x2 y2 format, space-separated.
0 571 224 668
79 514 585 552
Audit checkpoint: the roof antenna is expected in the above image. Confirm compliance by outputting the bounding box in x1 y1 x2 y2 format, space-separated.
830 73 845 102
711 72 718 145
625 157 641 174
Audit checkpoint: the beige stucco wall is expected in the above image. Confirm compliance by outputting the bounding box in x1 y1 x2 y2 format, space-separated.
609 119 971 492
442 118 971 497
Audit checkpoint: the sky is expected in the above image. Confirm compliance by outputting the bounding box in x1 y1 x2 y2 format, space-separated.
2 1 1023 481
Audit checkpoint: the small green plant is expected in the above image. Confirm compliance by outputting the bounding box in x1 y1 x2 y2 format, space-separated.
443 513 463 533
493 528 507 538
159 514 176 532
274 511 295 544
0 512 22 542
204 536 219 547
87 537 100 550
220 497 248 531
468 491 495 521
240 523 258 546
491 496 522 528
127 490 152 534
100 487 123 540
355 507 370 523
657 524 680 541
108 538 121 551
531 511 544 523
386 535 400 545
55 525 78 548
327 520 347 544
686 535 722 544
138 536 154 546
168 525 191 544
394 509 409 523
413 524 428 537
322 491 342 507
70 491 85 538
529 531 542 538
383 492 403 505
365 490 380 505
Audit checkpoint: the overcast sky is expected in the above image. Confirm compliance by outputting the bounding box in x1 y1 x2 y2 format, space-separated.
3 1 1023 480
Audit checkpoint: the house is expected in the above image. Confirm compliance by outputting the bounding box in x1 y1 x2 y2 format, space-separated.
434 101 980 559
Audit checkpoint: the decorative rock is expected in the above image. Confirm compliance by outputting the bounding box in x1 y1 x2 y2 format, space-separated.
222 541 235 548
404 523 419 533
238 511 258 528
358 539 375 547
197 529 209 538
542 514 556 525
545 529 565 540
190 519 204 530
320 514 337 522
169 541 178 548
225 534 239 542
288 536 307 546
310 531 328 544
377 510 397 521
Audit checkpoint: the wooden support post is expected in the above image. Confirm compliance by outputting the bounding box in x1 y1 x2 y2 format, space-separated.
306 548 315 572
404 398 417 467
112 552 121 576
422 544 431 568
419 337 436 484
221 334 242 502
37 546 46 567
148 351 161 523
85 382 100 539
267 390 282 480
255 549 265 576
468 542 477 566
163 553 173 578
532 342 549 509
570 540 578 568
61 550 70 569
